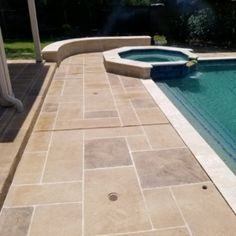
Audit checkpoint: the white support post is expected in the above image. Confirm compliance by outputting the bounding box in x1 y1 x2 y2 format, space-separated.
27 0 42 62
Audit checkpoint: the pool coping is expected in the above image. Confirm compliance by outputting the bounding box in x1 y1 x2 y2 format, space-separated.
142 57 236 214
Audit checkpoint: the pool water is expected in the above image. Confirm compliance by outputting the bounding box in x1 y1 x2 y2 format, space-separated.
156 60 236 174
119 49 188 62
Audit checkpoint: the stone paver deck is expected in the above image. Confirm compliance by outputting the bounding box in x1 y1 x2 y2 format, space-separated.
0 53 235 236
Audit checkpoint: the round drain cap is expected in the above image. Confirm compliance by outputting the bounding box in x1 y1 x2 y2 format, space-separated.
108 192 118 201
202 185 208 190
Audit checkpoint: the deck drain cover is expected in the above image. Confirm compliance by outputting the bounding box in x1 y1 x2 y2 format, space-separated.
108 192 118 201
202 185 208 190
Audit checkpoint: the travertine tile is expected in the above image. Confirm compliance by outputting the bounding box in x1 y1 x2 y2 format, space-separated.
117 106 140 126
127 135 150 151
172 183 236 236
84 126 143 139
85 93 115 111
85 167 151 235
85 137 132 169
5 182 81 206
144 188 184 228
13 152 46 185
144 124 185 149
119 75 143 88
29 203 82 236
106 228 190 236
57 102 83 121
42 103 59 113
0 207 33 236
47 80 64 96
45 95 82 103
131 98 157 109
115 91 150 101
34 112 56 131
63 80 83 95
43 130 83 182
55 117 121 130
133 148 209 188
25 132 52 152
85 110 118 119
136 108 169 125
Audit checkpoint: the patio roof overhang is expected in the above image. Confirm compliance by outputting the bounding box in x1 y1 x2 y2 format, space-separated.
0 0 42 111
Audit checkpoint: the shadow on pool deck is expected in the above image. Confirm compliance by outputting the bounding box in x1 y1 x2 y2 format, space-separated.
0 61 56 209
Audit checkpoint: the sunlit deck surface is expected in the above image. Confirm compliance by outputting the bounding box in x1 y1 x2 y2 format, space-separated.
0 53 235 236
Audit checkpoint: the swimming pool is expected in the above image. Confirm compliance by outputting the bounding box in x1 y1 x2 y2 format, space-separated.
155 59 236 174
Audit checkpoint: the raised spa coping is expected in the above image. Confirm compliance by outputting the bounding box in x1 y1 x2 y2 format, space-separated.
42 36 151 65
103 46 198 79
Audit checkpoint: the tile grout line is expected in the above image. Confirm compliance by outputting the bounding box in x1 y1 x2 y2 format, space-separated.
11 180 83 187
97 225 187 236
4 201 83 209
82 56 85 120
143 181 212 191
121 80 151 142
82 130 85 236
39 78 61 184
33 122 170 133
105 72 123 126
85 165 133 172
131 146 190 153
85 134 145 140
26 206 35 236
169 187 193 236
125 136 154 230
128 99 153 150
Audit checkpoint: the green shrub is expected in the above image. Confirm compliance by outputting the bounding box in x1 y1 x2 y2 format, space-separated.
153 35 167 45
187 8 216 42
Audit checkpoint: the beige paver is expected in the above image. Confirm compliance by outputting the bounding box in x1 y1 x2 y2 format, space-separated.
106 228 190 236
133 148 209 188
84 126 144 139
5 182 82 207
13 152 46 185
144 124 185 149
85 137 132 169
127 135 150 151
29 203 82 236
136 108 168 125
85 167 151 235
57 102 83 121
42 130 83 182
34 112 56 131
85 110 118 119
25 132 52 152
144 188 184 228
0 207 33 236
172 183 236 236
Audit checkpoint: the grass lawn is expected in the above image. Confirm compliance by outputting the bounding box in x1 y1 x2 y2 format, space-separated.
4 40 53 59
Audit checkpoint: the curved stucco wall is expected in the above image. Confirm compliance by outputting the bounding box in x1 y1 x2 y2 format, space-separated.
42 36 151 65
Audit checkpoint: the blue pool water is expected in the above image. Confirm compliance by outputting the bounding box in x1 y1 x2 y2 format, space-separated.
156 60 236 174
120 49 188 62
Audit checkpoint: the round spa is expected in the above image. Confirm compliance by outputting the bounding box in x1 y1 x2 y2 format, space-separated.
103 46 198 79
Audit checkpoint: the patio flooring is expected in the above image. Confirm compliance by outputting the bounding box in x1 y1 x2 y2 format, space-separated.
0 53 236 236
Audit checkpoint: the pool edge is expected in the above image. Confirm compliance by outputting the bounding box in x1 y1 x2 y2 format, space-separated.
142 78 236 215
